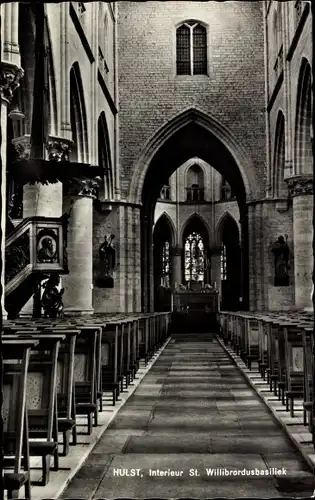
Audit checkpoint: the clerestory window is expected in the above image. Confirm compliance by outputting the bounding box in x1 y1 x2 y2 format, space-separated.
176 22 207 76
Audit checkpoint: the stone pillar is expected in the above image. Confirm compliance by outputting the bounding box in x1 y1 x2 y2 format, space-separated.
63 177 99 315
0 61 24 319
211 248 222 299
172 245 182 288
287 175 313 310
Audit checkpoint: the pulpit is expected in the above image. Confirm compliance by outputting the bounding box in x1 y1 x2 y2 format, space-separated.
171 286 219 333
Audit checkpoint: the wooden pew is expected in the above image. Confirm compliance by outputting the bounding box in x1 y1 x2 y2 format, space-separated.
101 321 120 405
284 323 305 417
3 338 39 500
3 332 65 486
302 326 313 434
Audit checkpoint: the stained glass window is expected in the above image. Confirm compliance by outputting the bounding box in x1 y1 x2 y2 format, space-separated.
161 240 170 287
184 232 205 282
176 22 207 76
221 245 227 280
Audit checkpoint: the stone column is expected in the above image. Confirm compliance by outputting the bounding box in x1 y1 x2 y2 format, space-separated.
287 175 313 310
211 248 222 299
0 61 24 319
63 177 99 315
172 245 182 288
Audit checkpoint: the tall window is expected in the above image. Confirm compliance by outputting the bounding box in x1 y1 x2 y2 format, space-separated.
221 245 227 280
184 232 205 282
186 165 204 201
176 22 207 75
161 240 170 287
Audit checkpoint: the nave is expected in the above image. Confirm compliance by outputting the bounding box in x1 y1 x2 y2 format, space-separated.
61 333 314 499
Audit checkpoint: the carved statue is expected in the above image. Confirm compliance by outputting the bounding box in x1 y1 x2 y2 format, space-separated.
271 234 290 286
99 234 115 277
41 274 64 318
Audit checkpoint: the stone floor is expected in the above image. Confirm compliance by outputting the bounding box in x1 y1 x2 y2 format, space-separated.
61 332 315 499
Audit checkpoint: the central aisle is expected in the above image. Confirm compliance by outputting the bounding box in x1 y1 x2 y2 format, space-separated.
61 333 314 499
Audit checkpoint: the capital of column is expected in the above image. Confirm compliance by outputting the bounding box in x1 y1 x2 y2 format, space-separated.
0 61 24 103
67 176 101 199
45 136 74 162
11 134 31 160
286 174 313 197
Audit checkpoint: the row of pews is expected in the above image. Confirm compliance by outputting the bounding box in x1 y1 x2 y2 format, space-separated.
2 312 171 499
218 310 314 440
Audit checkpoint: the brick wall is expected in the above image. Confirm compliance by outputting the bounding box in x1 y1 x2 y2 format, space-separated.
118 0 266 200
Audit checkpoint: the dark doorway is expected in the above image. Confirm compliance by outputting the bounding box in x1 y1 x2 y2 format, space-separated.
221 215 241 310
153 215 173 311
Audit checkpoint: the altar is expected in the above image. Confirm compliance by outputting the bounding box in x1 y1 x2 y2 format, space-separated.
171 285 219 333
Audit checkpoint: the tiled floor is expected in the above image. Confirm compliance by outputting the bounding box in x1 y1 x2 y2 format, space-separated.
60 332 315 499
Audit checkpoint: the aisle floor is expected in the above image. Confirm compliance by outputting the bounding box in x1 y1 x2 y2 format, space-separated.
61 332 315 499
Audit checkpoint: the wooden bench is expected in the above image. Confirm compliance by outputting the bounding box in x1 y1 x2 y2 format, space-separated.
302 326 313 434
101 322 120 405
284 324 305 418
3 338 39 500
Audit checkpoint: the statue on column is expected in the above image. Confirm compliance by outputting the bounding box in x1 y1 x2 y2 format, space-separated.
96 233 115 288
41 274 64 318
271 234 290 286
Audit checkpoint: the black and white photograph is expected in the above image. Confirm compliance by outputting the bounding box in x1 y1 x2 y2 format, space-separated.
0 1 315 499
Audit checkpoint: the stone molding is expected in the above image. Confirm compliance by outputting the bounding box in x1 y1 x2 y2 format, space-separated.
46 136 74 162
286 175 313 197
67 176 101 199
0 61 24 103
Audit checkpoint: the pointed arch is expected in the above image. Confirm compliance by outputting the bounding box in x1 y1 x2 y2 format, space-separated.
44 8 58 137
294 58 312 175
215 211 239 247
180 212 211 248
70 62 89 163
273 110 286 197
130 107 257 204
154 212 176 247
18 3 36 136
98 111 113 200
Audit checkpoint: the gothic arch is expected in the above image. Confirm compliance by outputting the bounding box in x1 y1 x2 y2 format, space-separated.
16 4 57 138
294 58 312 175
98 112 113 200
44 8 58 137
70 62 89 163
273 110 286 197
180 212 211 248
215 211 239 247
129 107 258 204
154 212 176 247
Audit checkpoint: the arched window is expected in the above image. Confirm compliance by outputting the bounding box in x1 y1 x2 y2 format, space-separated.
184 232 205 282
160 185 171 200
161 240 170 287
176 22 207 76
221 177 234 200
221 245 227 280
186 164 204 201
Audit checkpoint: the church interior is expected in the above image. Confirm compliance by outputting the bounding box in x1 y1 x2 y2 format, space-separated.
1 1 315 499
